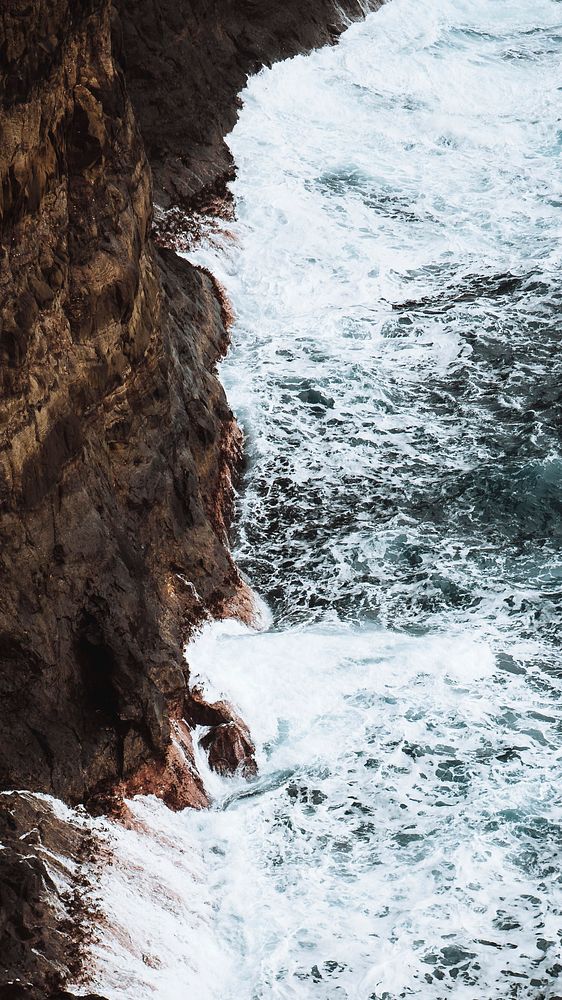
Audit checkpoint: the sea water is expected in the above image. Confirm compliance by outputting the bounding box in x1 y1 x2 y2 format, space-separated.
86 1 562 996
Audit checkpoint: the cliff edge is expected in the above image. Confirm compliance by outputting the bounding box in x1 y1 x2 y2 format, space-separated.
0 0 379 994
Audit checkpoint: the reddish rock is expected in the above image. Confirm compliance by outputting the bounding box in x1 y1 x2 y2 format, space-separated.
0 0 247 808
200 722 258 779
186 686 248 730
0 0 380 993
186 687 257 778
120 719 210 812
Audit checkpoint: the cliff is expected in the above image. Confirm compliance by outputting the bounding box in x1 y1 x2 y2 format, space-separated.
0 0 378 994
0 0 249 808
113 0 372 208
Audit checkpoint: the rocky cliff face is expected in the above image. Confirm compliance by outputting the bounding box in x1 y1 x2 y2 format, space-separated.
0 0 247 808
112 0 372 207
0 0 373 810
0 0 378 994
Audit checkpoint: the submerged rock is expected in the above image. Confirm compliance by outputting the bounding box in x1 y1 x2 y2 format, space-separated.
298 387 335 408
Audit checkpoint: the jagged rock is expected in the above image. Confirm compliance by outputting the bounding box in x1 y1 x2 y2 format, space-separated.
187 686 257 777
0 0 379 993
186 685 248 730
2 990 106 1000
0 0 245 806
118 718 210 812
0 793 100 998
112 0 379 208
200 722 258 779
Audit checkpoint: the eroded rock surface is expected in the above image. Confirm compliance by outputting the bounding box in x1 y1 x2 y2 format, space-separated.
188 686 258 777
0 0 380 993
0 1 244 806
0 792 99 998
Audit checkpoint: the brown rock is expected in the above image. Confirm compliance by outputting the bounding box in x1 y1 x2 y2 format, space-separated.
186 686 249 731
186 687 257 777
0 0 381 992
200 722 258 779
0 1 246 806
118 718 210 812
0 792 102 998
112 0 383 209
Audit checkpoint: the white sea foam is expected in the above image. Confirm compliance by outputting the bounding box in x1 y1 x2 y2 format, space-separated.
82 619 560 998
83 0 562 996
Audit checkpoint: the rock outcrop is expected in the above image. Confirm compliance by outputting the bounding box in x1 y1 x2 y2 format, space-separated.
0 0 380 994
187 686 258 777
0 792 99 998
0 0 244 807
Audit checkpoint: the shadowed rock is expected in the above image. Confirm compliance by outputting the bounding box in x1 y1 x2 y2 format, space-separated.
201 722 258 778
0 0 380 992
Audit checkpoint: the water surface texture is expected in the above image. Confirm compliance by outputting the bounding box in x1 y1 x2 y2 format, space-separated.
94 1 562 997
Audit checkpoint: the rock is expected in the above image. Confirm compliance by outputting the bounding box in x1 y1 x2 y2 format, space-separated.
187 687 257 778
2 989 107 1000
0 0 246 806
0 793 101 998
118 718 210 812
200 722 258 779
186 686 248 730
113 0 381 209
0 0 380 992
0 0 380 808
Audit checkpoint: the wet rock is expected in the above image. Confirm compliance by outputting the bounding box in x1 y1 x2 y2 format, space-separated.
2 990 107 1000
200 722 258 779
119 718 210 812
0 793 100 998
298 387 335 409
186 686 247 730
187 687 257 778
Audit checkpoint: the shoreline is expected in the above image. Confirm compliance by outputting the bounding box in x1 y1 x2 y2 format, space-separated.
0 3 382 996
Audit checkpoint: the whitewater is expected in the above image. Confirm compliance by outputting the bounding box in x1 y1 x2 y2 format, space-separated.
81 0 562 997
